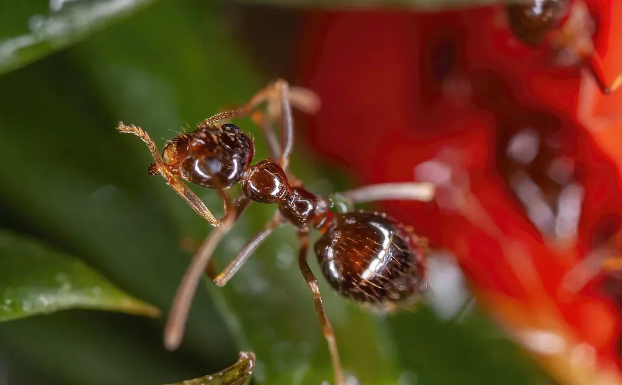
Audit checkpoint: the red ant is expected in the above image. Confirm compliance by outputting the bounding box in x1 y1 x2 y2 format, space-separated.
117 80 434 385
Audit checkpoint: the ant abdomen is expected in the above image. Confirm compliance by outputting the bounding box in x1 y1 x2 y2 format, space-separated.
314 212 427 310
163 123 254 189
507 0 570 46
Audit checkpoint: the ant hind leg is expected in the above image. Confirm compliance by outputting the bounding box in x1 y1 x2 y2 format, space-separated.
297 231 345 385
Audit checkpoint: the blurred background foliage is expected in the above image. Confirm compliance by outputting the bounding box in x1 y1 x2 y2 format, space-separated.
0 0 556 384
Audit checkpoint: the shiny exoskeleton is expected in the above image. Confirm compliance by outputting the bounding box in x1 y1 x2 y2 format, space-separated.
507 0 570 46
316 212 427 310
158 123 254 189
163 123 427 308
117 80 434 385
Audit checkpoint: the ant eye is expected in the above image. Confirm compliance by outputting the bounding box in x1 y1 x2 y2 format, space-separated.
222 123 241 131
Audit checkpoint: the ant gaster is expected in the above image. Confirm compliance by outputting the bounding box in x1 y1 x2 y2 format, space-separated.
117 80 435 385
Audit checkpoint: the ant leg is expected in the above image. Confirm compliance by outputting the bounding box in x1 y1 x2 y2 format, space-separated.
204 80 319 125
203 80 319 168
337 182 436 205
211 212 284 287
164 193 250 351
116 122 223 227
250 83 319 163
276 80 294 170
297 231 345 385
249 110 281 160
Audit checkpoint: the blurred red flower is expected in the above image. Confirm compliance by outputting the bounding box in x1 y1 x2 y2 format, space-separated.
294 4 622 385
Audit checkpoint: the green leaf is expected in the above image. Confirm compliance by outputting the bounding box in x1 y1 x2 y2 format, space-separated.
0 0 537 78
0 229 160 322
0 0 157 76
163 352 255 385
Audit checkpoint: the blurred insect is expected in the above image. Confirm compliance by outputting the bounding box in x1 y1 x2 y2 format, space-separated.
506 0 622 94
117 80 434 385
504 1 622 295
162 351 255 385
506 0 571 46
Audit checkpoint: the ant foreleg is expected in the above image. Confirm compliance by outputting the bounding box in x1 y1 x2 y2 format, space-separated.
268 82 320 170
297 231 345 385
203 80 319 170
249 109 281 160
204 80 319 125
251 82 319 168
277 80 294 170
164 193 250 350
116 122 224 227
211 211 284 287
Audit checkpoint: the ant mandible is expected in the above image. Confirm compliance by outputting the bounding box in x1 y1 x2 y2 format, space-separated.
117 80 435 385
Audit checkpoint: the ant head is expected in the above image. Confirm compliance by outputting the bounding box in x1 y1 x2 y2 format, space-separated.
163 123 254 189
507 0 569 46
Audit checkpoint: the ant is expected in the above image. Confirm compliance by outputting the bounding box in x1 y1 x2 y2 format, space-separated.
506 0 571 47
117 80 435 385
506 0 602 84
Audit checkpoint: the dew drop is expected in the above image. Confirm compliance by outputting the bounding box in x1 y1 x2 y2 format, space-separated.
49 0 79 12
275 245 294 270
345 375 361 385
28 15 46 31
55 273 69 283
22 301 32 311
38 295 50 306
398 371 418 385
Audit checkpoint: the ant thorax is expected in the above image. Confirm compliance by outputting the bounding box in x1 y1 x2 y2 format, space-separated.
163 123 254 189
240 159 332 229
